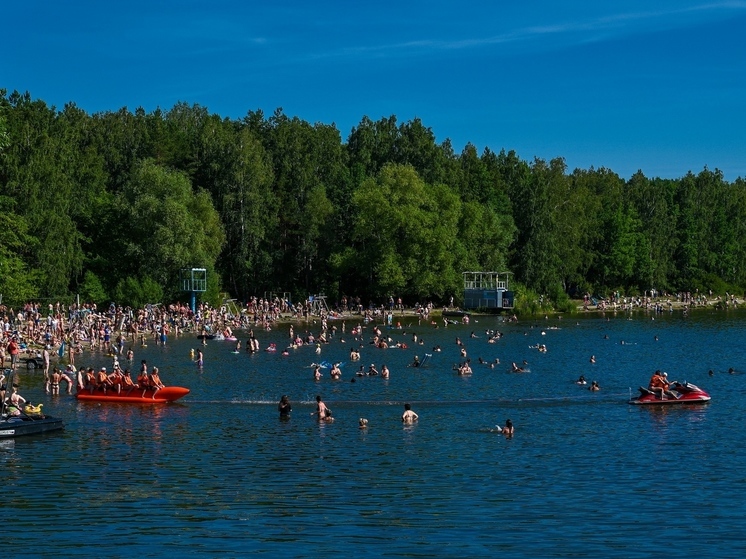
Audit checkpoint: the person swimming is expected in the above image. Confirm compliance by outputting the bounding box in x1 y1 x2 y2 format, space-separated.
501 419 514 436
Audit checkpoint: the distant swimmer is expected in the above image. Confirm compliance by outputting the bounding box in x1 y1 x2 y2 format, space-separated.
501 419 514 437
589 380 600 391
575 375 587 385
359 418 368 429
590 355 596 364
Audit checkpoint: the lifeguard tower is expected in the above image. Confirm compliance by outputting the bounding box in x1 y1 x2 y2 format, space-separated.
308 294 330 315
462 272 514 310
181 268 207 312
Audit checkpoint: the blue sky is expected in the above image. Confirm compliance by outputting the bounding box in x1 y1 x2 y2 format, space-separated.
3 1 745 180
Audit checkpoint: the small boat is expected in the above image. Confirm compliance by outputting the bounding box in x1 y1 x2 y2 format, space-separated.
0 414 64 438
628 381 711 405
76 386 190 404
443 310 470 318
1 372 64 438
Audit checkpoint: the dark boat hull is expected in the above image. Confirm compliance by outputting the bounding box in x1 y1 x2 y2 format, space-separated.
442 310 470 318
75 386 190 404
0 416 64 438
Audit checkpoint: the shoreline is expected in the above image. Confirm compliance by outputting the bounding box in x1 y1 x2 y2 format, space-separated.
8 296 741 371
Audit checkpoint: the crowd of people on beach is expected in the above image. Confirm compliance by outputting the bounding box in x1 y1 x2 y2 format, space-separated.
583 289 740 312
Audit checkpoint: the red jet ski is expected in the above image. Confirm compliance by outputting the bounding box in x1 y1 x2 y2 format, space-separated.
629 381 711 405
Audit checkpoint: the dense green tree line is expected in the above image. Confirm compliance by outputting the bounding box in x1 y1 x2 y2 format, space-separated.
0 90 744 308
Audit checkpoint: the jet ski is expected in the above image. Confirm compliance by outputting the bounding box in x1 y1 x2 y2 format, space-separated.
629 381 711 405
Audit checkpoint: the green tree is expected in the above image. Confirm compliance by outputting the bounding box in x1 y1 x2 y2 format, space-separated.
0 197 39 303
197 120 277 299
116 159 225 299
627 171 679 292
344 164 461 300
508 157 567 293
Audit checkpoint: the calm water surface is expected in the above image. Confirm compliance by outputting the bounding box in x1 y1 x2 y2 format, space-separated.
5 310 746 558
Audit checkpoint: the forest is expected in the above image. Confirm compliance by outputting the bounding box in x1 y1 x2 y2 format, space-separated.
0 89 744 311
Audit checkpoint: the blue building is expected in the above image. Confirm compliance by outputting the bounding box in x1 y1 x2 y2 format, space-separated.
462 272 514 310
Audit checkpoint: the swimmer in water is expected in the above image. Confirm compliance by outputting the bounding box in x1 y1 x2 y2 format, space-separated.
402 403 419 424
501 419 514 436
278 395 292 417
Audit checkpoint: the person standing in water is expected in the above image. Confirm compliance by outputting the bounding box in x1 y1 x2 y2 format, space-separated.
402 403 419 424
278 395 292 418
311 395 331 421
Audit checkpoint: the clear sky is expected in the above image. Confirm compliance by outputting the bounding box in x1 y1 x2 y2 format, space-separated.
3 1 745 180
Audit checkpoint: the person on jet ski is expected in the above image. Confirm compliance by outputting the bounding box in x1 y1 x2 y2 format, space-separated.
649 370 677 399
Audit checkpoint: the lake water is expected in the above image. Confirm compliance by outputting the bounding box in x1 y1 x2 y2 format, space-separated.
4 310 746 558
